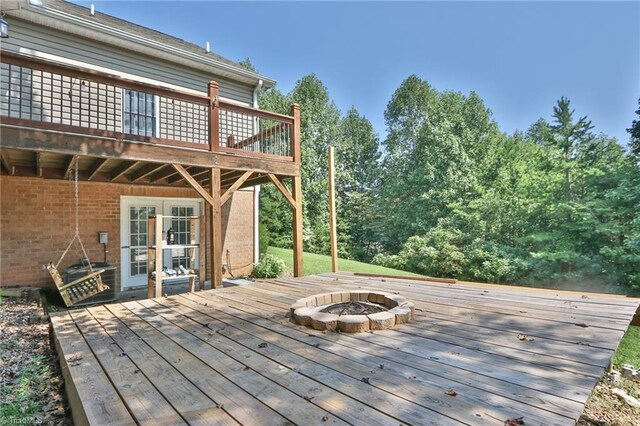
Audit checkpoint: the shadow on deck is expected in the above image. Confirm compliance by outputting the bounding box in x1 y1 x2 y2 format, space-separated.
49 272 640 425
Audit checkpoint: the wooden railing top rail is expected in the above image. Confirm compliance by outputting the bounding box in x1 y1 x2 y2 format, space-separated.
219 100 295 124
1 51 210 105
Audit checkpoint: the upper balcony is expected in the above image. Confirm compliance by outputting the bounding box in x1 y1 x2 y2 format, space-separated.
0 52 300 187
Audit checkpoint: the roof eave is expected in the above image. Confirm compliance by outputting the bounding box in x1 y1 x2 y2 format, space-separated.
14 1 276 89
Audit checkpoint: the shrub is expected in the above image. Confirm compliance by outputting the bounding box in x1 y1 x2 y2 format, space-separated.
252 254 285 278
258 223 270 256
372 253 404 270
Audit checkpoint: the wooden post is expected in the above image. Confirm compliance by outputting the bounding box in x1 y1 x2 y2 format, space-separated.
199 215 206 291
291 104 301 163
209 168 223 288
148 215 163 299
328 146 338 272
188 217 196 292
291 103 303 276
208 81 220 152
292 175 304 277
147 216 156 299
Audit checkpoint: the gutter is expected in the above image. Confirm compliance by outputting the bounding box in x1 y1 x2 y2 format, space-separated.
10 1 276 88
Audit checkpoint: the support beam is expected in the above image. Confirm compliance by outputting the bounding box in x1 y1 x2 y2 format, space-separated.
131 163 165 183
1 125 300 176
267 174 296 209
149 166 179 183
328 146 338 273
110 161 140 181
0 153 14 175
169 167 209 185
63 155 79 179
36 152 43 177
292 175 304 277
88 158 109 180
209 168 223 289
172 164 215 207
220 171 252 205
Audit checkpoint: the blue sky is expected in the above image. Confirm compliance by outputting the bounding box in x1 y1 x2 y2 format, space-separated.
79 1 639 145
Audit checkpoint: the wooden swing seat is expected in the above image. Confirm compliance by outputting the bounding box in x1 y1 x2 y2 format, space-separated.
46 262 108 307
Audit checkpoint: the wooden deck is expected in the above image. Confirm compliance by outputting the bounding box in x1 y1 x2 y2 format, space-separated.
50 272 640 426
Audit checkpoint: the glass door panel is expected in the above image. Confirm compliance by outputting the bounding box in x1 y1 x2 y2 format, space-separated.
169 206 195 270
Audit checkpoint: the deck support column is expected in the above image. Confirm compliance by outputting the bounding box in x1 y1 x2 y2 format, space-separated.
290 104 303 277
209 168 223 289
292 175 303 277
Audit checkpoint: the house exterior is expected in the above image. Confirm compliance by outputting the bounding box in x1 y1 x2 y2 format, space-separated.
0 0 303 296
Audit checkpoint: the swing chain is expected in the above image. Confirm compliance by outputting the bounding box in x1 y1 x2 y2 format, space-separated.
55 159 94 274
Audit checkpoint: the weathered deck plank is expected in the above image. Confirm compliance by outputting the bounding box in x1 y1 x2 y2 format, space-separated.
50 273 639 425
184 288 587 419
67 309 186 426
175 292 574 425
49 312 135 426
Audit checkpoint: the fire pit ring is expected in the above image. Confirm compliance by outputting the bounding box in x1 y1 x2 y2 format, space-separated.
290 291 414 333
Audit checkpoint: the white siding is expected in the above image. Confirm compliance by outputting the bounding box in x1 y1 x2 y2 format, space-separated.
2 18 254 105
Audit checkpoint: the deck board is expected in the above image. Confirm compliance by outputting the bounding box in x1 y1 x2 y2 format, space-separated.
50 273 640 425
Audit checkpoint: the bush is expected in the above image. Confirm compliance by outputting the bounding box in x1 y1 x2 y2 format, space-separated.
252 254 285 278
372 253 404 270
258 222 270 256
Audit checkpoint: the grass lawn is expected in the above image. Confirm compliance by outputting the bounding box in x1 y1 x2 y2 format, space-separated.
266 246 424 278
614 325 640 369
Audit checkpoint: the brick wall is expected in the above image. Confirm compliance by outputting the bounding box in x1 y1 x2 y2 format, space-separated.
0 175 255 291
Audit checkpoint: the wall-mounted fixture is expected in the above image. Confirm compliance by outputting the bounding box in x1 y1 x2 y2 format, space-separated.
0 13 9 38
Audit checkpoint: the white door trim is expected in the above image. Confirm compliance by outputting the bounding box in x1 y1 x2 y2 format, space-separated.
120 196 203 290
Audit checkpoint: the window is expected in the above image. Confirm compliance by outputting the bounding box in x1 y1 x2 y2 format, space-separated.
129 206 156 277
123 89 155 137
170 206 195 269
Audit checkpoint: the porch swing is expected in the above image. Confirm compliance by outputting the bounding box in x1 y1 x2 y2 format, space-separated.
45 160 108 307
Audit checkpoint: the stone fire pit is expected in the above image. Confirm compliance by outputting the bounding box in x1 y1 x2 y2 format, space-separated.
290 291 414 333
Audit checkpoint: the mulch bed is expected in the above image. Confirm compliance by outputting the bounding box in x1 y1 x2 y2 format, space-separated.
0 297 72 425
577 378 640 426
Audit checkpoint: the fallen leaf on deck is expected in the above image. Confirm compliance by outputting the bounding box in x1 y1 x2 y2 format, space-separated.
445 389 458 396
517 334 534 341
504 416 525 425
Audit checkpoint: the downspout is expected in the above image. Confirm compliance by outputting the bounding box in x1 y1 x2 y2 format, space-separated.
253 79 263 264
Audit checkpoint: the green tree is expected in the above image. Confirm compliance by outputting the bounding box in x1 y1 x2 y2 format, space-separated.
548 96 594 201
336 108 381 259
379 75 500 250
628 97 640 160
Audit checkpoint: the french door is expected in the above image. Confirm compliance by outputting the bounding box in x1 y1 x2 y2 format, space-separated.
120 197 202 289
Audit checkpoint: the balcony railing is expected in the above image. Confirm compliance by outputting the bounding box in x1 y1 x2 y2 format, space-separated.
0 53 299 162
